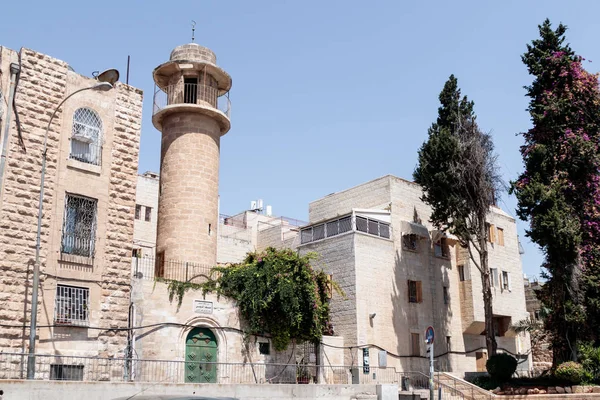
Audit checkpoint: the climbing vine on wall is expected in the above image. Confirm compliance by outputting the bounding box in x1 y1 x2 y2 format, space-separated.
160 247 343 351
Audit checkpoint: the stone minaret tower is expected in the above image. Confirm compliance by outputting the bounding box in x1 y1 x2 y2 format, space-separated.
152 43 231 270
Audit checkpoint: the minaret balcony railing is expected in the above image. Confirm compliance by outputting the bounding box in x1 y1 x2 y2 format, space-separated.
153 83 231 118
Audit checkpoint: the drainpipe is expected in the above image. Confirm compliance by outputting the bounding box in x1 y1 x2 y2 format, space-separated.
0 62 21 193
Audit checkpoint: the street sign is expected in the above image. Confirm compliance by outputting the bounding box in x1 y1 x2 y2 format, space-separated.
425 326 435 344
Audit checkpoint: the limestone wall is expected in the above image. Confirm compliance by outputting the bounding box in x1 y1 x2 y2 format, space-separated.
133 173 159 256
0 46 142 356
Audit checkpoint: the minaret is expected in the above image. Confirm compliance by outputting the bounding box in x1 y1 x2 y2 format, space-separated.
152 43 231 271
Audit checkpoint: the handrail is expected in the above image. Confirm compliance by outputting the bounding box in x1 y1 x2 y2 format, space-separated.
153 83 231 118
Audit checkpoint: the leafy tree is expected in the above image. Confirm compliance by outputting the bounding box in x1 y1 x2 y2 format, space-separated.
414 75 502 355
163 247 340 351
510 20 600 364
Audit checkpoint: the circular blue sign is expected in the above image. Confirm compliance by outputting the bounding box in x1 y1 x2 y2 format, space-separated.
425 326 435 344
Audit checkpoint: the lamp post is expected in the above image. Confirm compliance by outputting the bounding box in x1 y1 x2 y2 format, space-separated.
27 82 113 379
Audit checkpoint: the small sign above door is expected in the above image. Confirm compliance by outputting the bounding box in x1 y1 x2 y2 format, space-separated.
193 300 213 314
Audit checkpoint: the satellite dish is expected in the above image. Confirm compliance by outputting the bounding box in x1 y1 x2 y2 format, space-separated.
97 69 120 85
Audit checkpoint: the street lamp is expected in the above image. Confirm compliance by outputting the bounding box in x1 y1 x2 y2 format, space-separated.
27 81 113 379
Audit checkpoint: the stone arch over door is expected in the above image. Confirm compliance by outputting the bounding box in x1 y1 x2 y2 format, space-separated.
185 327 218 383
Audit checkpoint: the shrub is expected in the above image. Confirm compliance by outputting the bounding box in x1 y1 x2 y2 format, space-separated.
486 353 518 382
470 375 501 390
578 342 600 382
555 361 585 384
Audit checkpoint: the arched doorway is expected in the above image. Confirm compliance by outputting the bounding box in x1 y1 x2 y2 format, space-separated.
185 327 218 383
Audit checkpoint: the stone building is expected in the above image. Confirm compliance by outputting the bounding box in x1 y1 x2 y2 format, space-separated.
298 175 532 377
133 171 159 257
0 46 143 357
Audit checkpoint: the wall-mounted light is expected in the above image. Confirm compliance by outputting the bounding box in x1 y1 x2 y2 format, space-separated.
369 313 377 319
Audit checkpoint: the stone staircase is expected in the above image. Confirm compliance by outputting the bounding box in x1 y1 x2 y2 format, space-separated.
436 372 495 400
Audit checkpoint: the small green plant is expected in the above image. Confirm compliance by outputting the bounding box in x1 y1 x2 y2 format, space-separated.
486 353 518 382
578 342 600 383
555 361 586 384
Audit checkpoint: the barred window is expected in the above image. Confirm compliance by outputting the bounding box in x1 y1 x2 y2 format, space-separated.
61 194 97 258
313 224 325 241
50 364 84 381
54 285 89 326
70 107 102 166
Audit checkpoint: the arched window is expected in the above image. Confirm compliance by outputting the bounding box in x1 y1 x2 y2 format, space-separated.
70 108 102 166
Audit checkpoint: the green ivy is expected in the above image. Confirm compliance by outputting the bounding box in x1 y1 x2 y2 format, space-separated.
159 247 343 351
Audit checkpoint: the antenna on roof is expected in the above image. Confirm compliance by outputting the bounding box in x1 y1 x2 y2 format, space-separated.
191 20 196 42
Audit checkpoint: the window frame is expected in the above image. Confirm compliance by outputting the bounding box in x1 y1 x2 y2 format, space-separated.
54 284 90 326
490 268 499 288
458 265 466 281
402 234 419 252
145 206 152 222
70 107 103 167
50 364 84 381
443 286 449 305
497 227 505 246
60 193 98 258
434 238 449 258
411 333 420 356
502 271 511 291
408 280 422 303
135 204 142 220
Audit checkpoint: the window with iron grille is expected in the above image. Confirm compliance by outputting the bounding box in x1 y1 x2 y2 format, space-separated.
61 194 97 257
50 364 84 381
70 108 102 166
54 285 89 326
145 206 152 222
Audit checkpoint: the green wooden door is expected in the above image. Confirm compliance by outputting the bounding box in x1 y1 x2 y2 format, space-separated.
185 328 218 383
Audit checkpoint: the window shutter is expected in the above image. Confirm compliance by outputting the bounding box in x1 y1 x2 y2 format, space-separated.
489 224 496 243
416 281 423 303
507 272 512 292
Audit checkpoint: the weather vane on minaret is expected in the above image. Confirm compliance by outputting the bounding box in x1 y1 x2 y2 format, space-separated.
191 20 196 42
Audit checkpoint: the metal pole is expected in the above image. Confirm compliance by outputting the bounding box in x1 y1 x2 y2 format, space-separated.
27 85 107 379
429 343 434 400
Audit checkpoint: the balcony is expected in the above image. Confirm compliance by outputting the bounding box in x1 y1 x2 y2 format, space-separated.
299 211 391 245
152 83 231 134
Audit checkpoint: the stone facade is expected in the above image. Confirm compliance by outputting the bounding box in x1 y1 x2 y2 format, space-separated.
298 175 532 377
0 45 143 357
133 172 159 257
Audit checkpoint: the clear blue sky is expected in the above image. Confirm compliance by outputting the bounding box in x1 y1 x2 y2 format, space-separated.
2 0 599 279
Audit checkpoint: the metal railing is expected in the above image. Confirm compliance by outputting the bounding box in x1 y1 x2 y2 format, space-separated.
436 371 492 400
153 83 231 118
69 140 102 166
132 256 215 283
0 352 430 387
